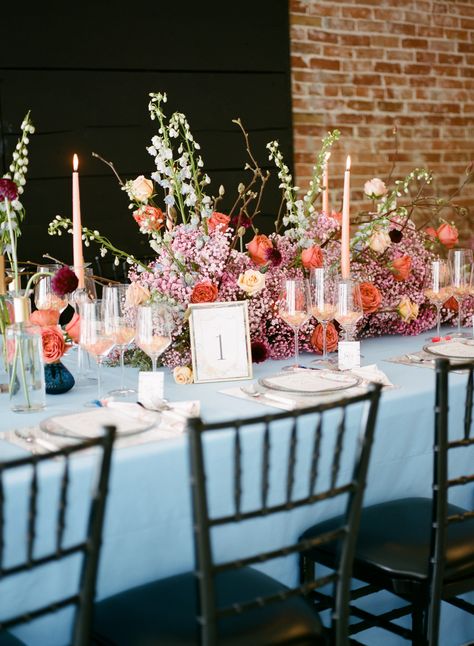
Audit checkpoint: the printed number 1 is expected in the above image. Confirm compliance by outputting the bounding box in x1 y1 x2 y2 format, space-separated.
217 334 225 360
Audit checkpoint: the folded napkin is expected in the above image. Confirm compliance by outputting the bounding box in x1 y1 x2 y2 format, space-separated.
349 364 394 388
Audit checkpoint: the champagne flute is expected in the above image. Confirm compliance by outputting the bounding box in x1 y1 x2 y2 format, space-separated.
135 303 173 372
334 279 363 341
34 264 68 312
423 260 453 339
79 300 116 403
103 284 136 396
277 278 311 371
448 249 473 337
308 267 337 366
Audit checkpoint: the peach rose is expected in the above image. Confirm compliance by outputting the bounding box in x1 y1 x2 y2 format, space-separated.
208 211 230 233
173 366 193 385
391 255 412 282
310 322 339 354
190 281 218 304
398 297 419 322
65 312 81 343
237 270 266 296
126 282 151 307
130 175 154 202
437 222 458 249
30 309 60 327
133 206 165 233
369 230 391 254
246 234 273 266
364 178 388 199
359 282 382 314
301 245 324 270
41 326 67 364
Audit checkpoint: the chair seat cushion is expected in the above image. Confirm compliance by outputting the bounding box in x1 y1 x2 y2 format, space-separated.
93 567 326 646
300 497 474 583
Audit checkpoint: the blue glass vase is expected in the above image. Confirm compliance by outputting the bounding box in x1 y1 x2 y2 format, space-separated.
44 361 75 395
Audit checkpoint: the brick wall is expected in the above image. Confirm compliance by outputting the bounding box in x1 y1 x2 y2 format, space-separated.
290 0 474 241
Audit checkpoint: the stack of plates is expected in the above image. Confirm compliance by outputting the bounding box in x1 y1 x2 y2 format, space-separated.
258 370 360 396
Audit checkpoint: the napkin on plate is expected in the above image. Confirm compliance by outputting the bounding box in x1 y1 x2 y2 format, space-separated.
349 364 394 388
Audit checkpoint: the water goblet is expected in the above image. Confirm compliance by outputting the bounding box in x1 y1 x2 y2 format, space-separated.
423 260 453 339
135 303 174 372
103 284 137 396
448 249 473 337
334 279 363 341
34 264 68 312
308 267 337 366
277 278 311 371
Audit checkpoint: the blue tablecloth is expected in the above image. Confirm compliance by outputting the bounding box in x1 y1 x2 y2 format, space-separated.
0 332 473 646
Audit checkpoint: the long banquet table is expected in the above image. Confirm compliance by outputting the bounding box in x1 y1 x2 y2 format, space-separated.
0 331 473 646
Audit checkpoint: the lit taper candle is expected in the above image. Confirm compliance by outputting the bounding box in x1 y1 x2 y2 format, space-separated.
341 155 351 280
72 154 85 288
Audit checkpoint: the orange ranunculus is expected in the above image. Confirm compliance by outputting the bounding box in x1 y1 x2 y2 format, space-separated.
190 281 219 304
41 326 67 364
65 312 81 343
301 245 324 270
246 234 273 266
437 222 458 249
133 205 165 233
391 255 412 282
444 295 459 312
359 282 382 314
30 309 60 327
208 211 230 233
310 322 339 354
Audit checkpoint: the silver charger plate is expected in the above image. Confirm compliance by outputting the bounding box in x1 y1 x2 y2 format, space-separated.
422 340 474 360
258 370 361 396
40 407 156 439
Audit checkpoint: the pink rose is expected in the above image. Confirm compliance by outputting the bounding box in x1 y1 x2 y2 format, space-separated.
190 281 219 304
30 309 60 327
41 326 67 364
208 211 230 233
65 313 81 343
301 245 324 270
437 223 458 249
391 256 412 282
246 234 273 266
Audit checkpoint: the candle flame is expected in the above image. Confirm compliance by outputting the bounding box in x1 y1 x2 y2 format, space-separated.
346 155 351 171
73 154 79 171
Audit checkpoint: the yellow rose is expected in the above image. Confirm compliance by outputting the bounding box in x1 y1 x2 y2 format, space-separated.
125 282 151 307
398 296 419 322
173 366 193 385
237 270 266 296
130 175 154 202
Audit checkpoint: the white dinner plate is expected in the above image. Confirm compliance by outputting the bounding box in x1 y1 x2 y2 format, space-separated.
40 407 156 439
259 370 361 395
422 340 474 360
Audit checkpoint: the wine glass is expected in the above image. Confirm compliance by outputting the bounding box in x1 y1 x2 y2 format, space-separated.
34 264 68 312
448 249 473 337
103 284 137 396
308 268 337 366
135 303 174 372
334 279 363 341
79 300 116 403
277 278 311 371
423 260 453 340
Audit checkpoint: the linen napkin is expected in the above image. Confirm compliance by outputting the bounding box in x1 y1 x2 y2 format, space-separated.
348 364 394 388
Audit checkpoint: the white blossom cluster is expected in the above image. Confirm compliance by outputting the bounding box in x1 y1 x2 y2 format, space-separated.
266 140 305 234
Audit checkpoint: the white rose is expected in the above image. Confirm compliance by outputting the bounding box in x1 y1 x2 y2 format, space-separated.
369 230 391 254
237 270 266 296
364 178 388 199
130 175 154 202
173 366 193 385
398 297 419 322
125 282 151 307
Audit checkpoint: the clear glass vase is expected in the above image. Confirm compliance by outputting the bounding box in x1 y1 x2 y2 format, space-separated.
6 295 45 413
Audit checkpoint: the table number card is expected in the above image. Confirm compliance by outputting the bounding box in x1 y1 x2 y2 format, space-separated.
338 341 361 371
189 301 253 383
138 371 165 410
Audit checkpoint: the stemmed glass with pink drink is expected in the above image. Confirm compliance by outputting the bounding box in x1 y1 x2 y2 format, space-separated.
135 303 174 372
277 278 311 371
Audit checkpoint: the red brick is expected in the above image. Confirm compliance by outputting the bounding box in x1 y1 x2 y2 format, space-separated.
374 62 402 74
401 38 429 49
309 57 340 71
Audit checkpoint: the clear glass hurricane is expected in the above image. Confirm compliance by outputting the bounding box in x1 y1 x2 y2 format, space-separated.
277 278 311 371
135 303 174 372
308 267 337 366
34 264 68 312
448 249 473 337
103 284 137 397
423 259 453 339
334 279 363 341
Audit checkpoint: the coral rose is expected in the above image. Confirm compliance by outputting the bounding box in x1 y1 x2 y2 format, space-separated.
130 175 154 202
444 296 459 312
425 226 438 240
133 206 165 233
65 312 81 343
359 282 382 314
398 297 419 322
330 210 342 225
173 366 193 385
301 245 324 270
41 326 67 364
126 282 151 307
190 281 218 304
246 234 273 266
208 211 230 233
237 270 266 296
30 309 60 327
391 256 412 281
310 322 339 354
437 223 458 249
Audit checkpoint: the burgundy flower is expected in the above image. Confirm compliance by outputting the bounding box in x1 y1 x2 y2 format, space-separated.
264 245 282 267
251 340 269 364
51 266 79 296
231 212 252 230
0 179 19 201
389 229 403 243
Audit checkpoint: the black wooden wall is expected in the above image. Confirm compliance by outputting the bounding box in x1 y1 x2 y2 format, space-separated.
0 0 293 268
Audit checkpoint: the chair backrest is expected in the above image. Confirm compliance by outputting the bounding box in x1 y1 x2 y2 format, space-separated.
428 358 474 643
0 426 116 646
187 384 382 646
